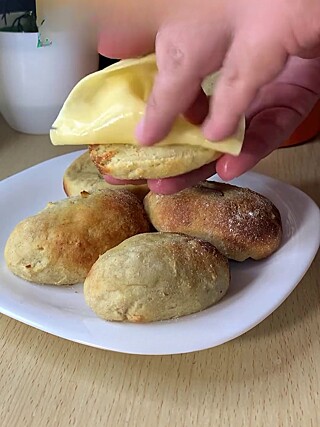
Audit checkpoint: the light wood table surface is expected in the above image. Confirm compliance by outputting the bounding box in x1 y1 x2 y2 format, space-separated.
0 114 319 427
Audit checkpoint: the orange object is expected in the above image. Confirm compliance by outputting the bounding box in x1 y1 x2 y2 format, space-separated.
281 100 320 147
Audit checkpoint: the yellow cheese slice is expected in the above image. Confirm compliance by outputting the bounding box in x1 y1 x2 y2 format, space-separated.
50 54 245 155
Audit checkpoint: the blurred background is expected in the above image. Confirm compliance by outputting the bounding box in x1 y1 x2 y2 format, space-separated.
0 0 118 134
0 0 116 69
0 0 36 13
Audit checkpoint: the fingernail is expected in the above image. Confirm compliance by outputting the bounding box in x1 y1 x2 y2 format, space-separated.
135 118 156 146
135 118 145 141
202 115 233 142
203 120 229 141
217 164 238 182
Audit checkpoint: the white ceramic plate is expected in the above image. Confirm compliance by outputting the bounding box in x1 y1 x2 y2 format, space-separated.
0 151 319 355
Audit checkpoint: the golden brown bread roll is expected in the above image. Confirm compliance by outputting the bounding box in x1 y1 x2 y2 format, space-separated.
63 151 149 200
4 190 150 285
84 232 230 322
144 181 282 261
89 143 220 180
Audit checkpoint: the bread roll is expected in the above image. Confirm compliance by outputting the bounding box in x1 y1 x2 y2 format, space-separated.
84 232 230 323
63 151 149 200
5 190 150 285
144 181 282 261
89 143 220 180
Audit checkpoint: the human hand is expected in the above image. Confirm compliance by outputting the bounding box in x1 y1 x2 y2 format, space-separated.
133 0 320 144
105 56 320 193
97 0 320 193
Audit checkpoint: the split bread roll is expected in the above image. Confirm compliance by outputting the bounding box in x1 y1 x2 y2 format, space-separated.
89 143 221 180
4 190 150 285
144 181 282 261
50 54 245 179
84 233 230 323
63 151 149 200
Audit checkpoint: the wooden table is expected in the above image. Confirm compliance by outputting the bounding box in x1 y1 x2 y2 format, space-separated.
0 114 319 427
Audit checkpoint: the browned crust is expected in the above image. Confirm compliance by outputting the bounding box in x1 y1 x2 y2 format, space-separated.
89 145 116 175
5 189 150 285
144 181 283 261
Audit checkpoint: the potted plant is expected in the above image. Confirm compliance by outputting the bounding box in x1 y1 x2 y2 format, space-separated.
0 2 99 135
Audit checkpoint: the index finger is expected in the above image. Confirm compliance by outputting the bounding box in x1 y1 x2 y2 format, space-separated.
136 22 228 145
203 34 288 141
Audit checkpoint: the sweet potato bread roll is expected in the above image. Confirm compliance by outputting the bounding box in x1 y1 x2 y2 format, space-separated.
63 151 149 200
144 182 282 261
5 190 150 285
84 232 230 322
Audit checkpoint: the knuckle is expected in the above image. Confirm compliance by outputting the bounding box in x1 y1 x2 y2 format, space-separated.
156 29 187 72
167 44 185 69
221 66 241 87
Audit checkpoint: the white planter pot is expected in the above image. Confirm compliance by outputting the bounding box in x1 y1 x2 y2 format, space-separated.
0 30 98 134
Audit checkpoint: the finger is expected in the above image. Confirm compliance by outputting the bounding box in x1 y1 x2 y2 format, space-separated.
136 23 228 145
246 57 320 124
183 90 210 125
148 161 216 195
136 57 203 146
203 34 288 141
216 106 307 181
104 175 146 186
98 27 155 59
